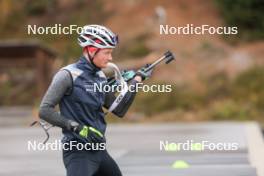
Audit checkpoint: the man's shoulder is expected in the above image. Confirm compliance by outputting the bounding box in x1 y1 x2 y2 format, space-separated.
61 63 83 81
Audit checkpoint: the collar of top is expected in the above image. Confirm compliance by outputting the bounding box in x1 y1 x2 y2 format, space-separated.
77 56 101 74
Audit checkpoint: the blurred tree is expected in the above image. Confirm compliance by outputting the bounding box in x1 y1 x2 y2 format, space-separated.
0 0 11 23
216 0 264 40
25 0 57 16
232 66 264 109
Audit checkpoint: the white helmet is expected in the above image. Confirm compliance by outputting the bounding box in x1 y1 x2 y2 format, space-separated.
78 24 118 48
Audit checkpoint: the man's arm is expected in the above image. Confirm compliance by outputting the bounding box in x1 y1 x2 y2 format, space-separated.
104 76 142 117
39 69 106 142
38 70 73 130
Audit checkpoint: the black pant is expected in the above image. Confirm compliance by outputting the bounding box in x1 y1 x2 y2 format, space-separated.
63 149 122 176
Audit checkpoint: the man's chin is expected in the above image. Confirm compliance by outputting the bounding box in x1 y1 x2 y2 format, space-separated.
100 64 107 69
102 63 110 68
94 63 107 69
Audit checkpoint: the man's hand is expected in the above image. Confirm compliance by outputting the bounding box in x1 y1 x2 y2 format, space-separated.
134 75 142 82
135 64 153 81
78 125 105 143
68 120 105 143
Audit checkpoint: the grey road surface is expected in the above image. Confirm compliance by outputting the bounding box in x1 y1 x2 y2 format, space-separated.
0 122 263 176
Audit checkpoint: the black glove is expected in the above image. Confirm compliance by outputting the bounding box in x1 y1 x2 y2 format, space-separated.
68 120 105 144
136 64 153 81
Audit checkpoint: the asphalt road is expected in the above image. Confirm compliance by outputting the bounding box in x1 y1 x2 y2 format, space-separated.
0 122 263 176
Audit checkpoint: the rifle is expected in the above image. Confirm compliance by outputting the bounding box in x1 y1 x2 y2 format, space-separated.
107 50 175 86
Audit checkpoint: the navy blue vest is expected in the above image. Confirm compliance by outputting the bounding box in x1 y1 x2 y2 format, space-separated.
60 56 108 143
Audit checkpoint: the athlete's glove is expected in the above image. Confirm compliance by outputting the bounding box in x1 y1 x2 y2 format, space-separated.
68 120 105 143
136 64 153 81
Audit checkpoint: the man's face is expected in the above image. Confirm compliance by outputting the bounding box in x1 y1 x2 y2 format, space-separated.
92 48 113 68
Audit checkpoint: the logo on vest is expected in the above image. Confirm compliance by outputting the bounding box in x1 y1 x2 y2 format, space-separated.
84 84 94 92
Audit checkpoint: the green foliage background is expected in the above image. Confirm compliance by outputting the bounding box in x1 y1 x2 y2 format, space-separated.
215 0 264 41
